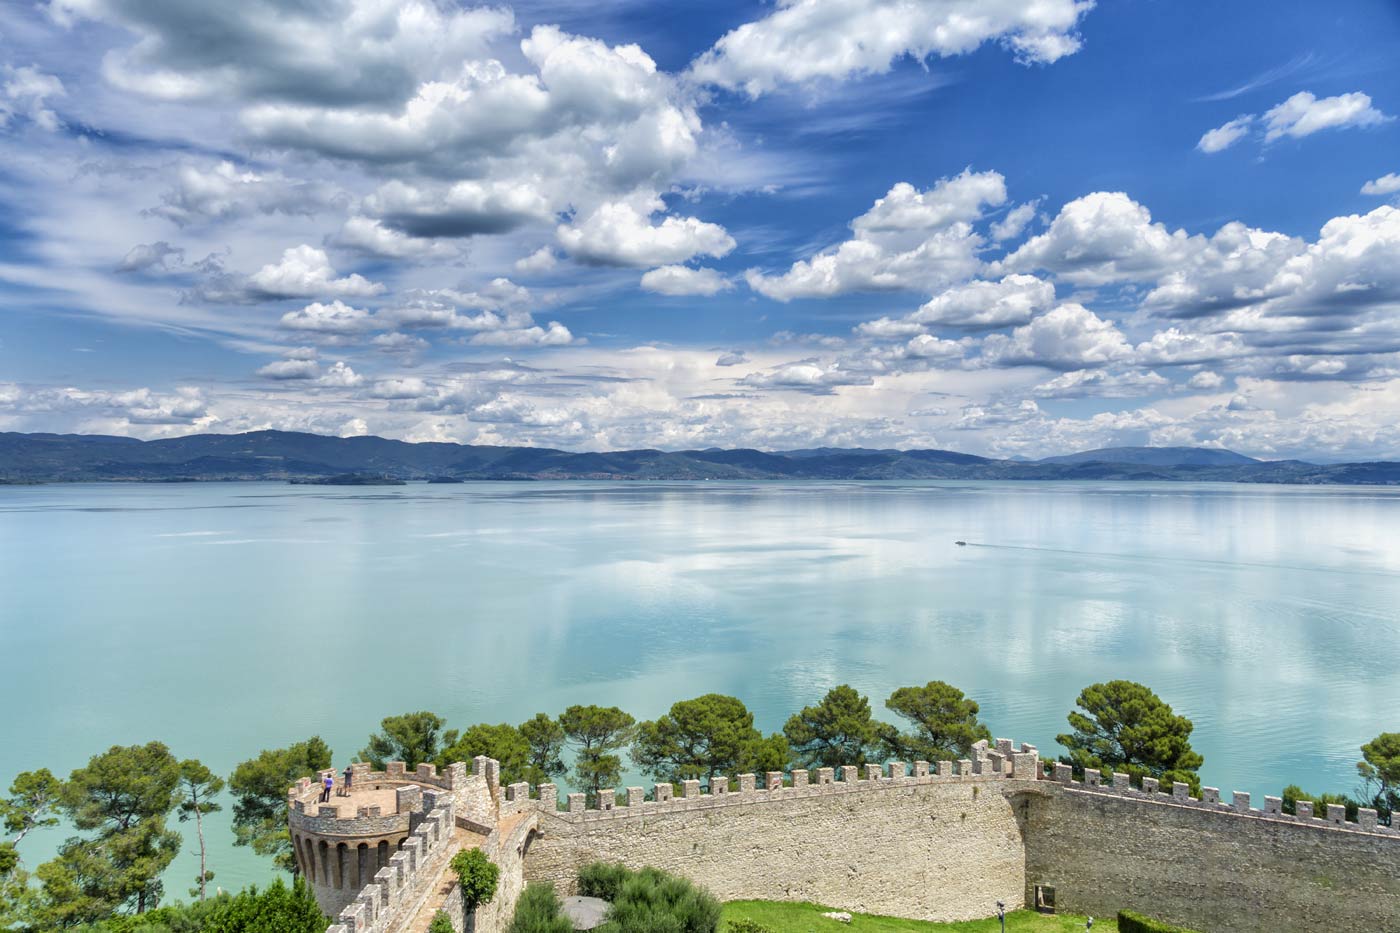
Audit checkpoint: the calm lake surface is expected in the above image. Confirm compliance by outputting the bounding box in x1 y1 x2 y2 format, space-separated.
3 480 1399 891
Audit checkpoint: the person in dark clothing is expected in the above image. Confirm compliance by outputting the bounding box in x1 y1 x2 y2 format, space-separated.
341 764 354 797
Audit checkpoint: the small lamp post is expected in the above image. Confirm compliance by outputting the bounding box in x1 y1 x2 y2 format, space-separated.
996 900 1006 933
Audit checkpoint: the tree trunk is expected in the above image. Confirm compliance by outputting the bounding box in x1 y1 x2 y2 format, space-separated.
196 803 208 901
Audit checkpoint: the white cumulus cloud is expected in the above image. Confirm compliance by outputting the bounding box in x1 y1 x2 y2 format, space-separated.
979 303 1131 369
279 299 375 334
689 0 1095 97
996 192 1200 286
746 170 1002 299
640 265 732 296
911 274 1055 329
1362 173 1400 197
1262 91 1391 142
557 196 734 267
1197 115 1253 153
248 245 384 299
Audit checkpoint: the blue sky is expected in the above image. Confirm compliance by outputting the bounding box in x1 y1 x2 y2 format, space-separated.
1 0 1399 458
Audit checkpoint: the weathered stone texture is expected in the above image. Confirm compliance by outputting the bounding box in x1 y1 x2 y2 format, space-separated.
524 780 1029 921
1021 786 1400 932
471 813 536 933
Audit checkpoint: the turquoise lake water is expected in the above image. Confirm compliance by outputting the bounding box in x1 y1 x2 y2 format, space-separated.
2 480 1399 894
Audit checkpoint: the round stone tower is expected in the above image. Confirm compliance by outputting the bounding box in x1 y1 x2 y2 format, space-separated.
287 760 467 918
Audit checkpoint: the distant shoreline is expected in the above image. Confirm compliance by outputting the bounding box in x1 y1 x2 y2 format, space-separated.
6 475 1400 489
2 429 1398 485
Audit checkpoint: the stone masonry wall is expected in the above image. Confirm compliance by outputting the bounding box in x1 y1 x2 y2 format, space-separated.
300 742 1400 933
470 813 537 933
1022 781 1400 932
524 751 1038 922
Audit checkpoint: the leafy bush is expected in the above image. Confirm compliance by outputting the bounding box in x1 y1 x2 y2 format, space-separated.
428 910 456 933
590 865 721 933
576 861 633 901
76 878 326 933
1118 909 1202 933
451 848 500 911
506 883 573 933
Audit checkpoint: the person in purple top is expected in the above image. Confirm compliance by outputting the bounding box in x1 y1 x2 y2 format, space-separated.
320 771 334 803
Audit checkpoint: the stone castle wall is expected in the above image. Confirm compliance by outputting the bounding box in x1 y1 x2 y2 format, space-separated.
470 812 538 933
523 743 1042 922
1020 772 1400 932
296 739 1400 933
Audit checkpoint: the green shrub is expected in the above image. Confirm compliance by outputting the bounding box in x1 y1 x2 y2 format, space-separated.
591 866 721 933
428 910 456 933
76 878 327 933
506 883 573 933
723 920 775 933
1118 909 1202 933
577 862 633 901
451 848 500 911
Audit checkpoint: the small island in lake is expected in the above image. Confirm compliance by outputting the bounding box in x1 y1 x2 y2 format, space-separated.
289 473 408 486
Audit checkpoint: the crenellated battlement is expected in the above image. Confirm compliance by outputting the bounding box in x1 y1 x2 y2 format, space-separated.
288 757 498 923
510 737 1044 821
1046 763 1399 838
287 761 471 811
322 802 458 933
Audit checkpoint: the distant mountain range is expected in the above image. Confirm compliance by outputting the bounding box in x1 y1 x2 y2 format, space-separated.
1 431 1398 484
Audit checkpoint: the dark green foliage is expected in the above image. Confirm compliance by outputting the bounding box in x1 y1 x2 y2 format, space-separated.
361 712 448 770
1358 731 1400 821
1281 785 1359 821
228 737 331 874
742 734 790 776
1117 908 1201 933
881 682 991 762
36 821 183 925
592 865 721 933
450 848 498 910
559 706 636 802
61 744 182 838
519 714 567 782
73 877 327 933
44 742 185 917
783 686 882 769
505 883 573 933
0 844 30 931
1056 681 1204 792
576 862 632 901
428 909 456 933
185 877 325 933
438 723 534 785
2 768 63 847
631 695 790 783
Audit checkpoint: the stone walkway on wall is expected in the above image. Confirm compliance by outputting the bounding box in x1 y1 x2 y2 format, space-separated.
401 825 488 933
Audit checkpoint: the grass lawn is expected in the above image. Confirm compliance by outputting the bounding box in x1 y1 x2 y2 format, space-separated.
721 901 1114 933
